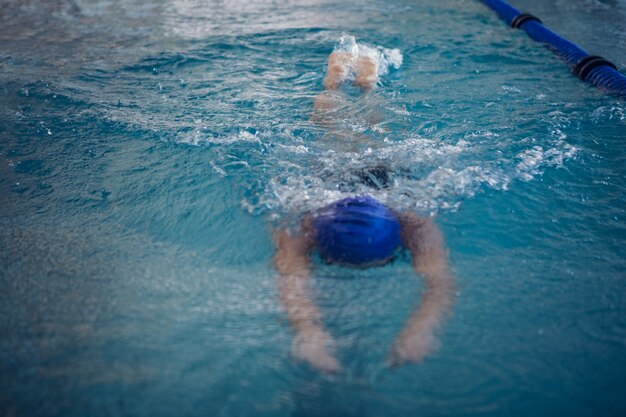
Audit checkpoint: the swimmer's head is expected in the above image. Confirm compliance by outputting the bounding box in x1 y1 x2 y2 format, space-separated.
312 196 401 267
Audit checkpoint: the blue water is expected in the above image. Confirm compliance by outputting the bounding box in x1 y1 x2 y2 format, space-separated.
1 0 626 416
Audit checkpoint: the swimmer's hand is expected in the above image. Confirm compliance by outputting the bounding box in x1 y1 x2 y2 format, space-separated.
293 329 342 374
388 329 439 367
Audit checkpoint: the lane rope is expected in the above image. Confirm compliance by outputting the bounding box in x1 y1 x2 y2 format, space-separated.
480 0 626 98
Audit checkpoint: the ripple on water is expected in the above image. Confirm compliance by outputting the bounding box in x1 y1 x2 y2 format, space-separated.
575 307 626 348
2 1 626 415
374 353 524 416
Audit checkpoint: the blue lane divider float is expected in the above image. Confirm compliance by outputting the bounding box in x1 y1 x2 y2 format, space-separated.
481 0 626 98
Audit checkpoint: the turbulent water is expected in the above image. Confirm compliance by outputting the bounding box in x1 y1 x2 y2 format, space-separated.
1 0 625 416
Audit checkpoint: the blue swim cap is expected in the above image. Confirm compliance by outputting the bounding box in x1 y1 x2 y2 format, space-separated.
313 196 401 266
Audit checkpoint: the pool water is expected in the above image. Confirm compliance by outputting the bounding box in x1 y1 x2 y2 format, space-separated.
1 0 625 416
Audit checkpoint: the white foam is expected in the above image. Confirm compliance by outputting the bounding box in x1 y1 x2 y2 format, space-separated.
244 128 578 217
330 35 403 82
177 129 261 146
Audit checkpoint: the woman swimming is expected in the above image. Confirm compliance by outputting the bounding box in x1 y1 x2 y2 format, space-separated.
274 37 455 373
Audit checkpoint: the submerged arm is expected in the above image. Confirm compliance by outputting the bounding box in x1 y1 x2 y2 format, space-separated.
274 227 341 373
390 213 455 366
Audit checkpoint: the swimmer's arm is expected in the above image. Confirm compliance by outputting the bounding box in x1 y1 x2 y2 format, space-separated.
274 229 319 334
390 214 455 366
274 229 341 373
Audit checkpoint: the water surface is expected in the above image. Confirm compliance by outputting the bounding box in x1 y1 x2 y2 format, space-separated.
1 0 625 416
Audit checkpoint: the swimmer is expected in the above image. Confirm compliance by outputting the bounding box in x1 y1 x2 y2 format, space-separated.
274 39 455 373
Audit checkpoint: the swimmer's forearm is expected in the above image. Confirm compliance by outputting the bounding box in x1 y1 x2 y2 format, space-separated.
392 214 455 364
274 231 341 373
390 267 455 365
400 269 454 337
276 272 324 334
274 231 324 335
276 270 341 373
406 216 455 332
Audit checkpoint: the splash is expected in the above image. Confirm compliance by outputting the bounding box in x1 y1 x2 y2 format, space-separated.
332 35 403 81
162 35 579 219
247 130 577 218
